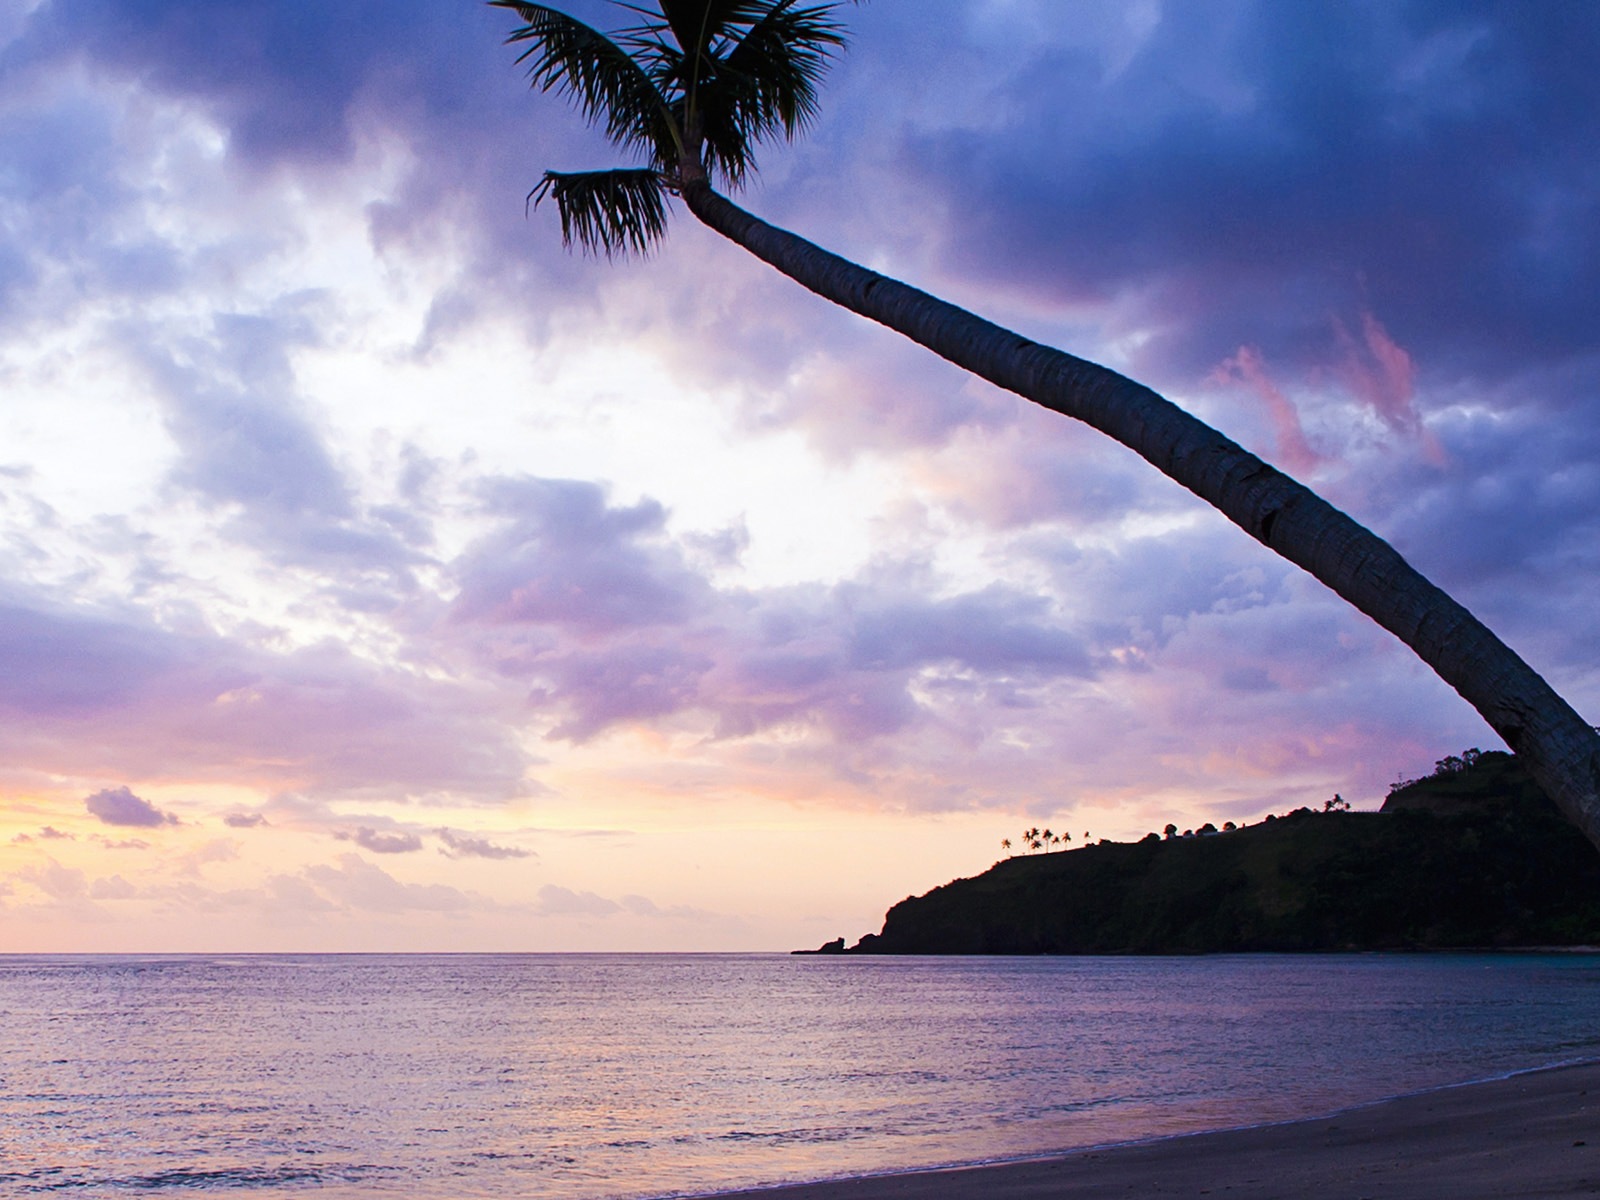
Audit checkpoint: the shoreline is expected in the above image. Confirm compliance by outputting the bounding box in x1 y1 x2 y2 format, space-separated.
703 1060 1600 1200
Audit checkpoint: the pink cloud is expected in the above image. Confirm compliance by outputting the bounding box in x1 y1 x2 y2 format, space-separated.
1332 311 1446 463
1211 345 1323 474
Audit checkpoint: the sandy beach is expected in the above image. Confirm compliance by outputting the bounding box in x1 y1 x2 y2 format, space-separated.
718 1061 1600 1200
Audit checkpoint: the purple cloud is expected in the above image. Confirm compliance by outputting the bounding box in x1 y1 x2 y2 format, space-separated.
446 479 1104 748
0 0 1591 854
223 813 268 829
11 826 73 844
0 591 532 803
437 829 533 861
543 643 714 742
23 0 487 170
846 587 1091 676
453 477 703 635
895 2 1600 389
84 786 176 828
0 600 176 717
121 316 427 581
336 827 423 855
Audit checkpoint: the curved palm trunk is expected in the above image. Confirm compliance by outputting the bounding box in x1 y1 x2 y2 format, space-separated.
682 180 1600 850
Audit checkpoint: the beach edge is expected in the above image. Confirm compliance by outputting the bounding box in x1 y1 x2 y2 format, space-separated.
697 1060 1600 1200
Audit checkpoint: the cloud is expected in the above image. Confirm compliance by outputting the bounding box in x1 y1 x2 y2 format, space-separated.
0 591 533 803
90 875 137 901
528 886 715 921
302 855 474 913
16 860 88 902
446 478 1100 751
453 477 704 636
437 829 533 861
0 0 1592 924
120 314 428 579
1329 311 1444 463
895 2 1600 389
92 836 153 851
620 894 716 921
534 884 621 917
336 826 423 855
84 785 177 828
1211 345 1323 474
11 825 73 844
0 601 178 719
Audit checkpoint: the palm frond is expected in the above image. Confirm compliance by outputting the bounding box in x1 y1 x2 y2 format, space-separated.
653 0 724 61
721 2 847 136
492 2 677 160
697 2 853 185
530 168 671 257
653 0 776 60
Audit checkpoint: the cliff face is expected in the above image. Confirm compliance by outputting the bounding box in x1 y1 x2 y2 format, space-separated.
847 753 1600 954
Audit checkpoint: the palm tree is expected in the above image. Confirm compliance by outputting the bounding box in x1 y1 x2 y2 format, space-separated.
490 1 1600 850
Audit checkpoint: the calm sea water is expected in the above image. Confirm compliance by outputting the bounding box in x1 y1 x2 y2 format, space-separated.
2 953 1599 1199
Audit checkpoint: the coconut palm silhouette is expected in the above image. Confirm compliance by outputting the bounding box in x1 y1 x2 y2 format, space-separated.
491 0 1600 848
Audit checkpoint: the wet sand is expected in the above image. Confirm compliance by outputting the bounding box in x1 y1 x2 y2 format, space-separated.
717 1061 1600 1199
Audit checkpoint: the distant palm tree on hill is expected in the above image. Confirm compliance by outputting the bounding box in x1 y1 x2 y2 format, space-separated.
489 0 1600 850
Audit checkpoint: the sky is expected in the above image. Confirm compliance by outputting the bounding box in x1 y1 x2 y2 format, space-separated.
0 0 1596 952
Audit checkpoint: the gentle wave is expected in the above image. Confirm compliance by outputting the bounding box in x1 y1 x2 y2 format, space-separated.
5 953 1600 1200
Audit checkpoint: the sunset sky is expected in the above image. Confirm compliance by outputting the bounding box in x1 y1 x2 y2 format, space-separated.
1 0 1596 951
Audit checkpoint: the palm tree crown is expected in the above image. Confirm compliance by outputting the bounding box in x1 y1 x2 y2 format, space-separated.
492 0 857 255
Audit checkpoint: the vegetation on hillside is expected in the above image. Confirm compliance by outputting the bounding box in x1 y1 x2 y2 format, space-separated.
822 751 1600 955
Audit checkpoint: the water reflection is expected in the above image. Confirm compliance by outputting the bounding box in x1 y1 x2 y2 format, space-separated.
0 953 1597 1199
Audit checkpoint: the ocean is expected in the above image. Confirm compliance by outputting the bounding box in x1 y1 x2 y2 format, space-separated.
3 952 1599 1198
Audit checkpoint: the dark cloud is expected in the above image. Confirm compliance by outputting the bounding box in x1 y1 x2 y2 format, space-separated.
222 812 268 829
85 785 176 828
20 0 485 170
897 2 1600 393
437 829 533 861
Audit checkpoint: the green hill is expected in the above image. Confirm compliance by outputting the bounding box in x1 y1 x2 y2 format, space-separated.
832 752 1600 954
